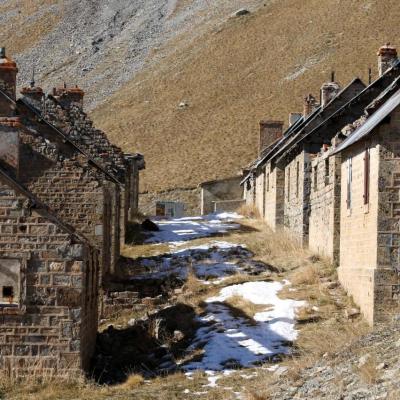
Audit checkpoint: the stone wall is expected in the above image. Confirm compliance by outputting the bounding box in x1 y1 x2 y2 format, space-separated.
255 169 266 218
243 176 255 208
140 187 201 217
283 150 311 246
0 176 98 374
309 151 341 263
200 176 243 215
16 121 119 283
264 162 285 230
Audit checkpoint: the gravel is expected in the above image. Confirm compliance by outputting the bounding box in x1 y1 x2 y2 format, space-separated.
10 0 264 110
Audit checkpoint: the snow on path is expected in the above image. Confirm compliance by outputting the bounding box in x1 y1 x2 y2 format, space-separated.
145 213 243 246
133 241 260 281
185 281 305 371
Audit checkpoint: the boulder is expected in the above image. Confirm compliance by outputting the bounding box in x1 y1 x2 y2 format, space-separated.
142 219 160 231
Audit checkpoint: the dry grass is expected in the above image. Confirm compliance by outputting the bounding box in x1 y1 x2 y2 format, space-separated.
222 294 270 326
0 1 61 55
91 0 400 194
238 204 262 219
291 264 319 285
118 373 145 390
356 353 380 385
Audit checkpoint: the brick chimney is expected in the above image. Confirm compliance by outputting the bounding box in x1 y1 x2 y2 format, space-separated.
259 120 283 155
21 86 44 110
0 117 22 178
378 43 397 76
0 48 18 117
53 84 84 109
321 81 340 107
303 94 318 117
289 112 302 126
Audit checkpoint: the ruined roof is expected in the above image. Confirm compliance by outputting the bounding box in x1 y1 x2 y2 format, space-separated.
17 96 123 186
332 88 400 155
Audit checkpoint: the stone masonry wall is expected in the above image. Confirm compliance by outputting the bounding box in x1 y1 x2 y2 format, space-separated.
0 178 98 374
264 161 285 231
338 139 379 325
14 113 120 283
140 187 201 217
255 168 266 218
283 150 311 246
375 106 400 322
309 151 341 264
200 176 242 215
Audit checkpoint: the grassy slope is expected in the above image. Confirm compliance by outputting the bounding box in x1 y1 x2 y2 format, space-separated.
92 0 400 193
0 0 61 54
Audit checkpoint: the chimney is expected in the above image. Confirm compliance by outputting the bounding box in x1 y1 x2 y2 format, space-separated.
53 84 84 109
259 120 283 155
0 117 22 178
303 94 318 117
20 86 44 110
377 43 397 76
320 81 341 107
289 112 302 126
0 47 18 116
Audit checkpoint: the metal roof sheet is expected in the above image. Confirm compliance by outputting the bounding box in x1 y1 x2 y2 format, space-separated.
331 88 400 155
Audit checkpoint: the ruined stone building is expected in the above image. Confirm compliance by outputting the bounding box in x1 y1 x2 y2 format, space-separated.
242 44 400 324
199 176 244 214
0 48 144 374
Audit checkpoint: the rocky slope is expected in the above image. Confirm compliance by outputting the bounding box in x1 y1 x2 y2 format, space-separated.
3 0 400 195
266 321 400 399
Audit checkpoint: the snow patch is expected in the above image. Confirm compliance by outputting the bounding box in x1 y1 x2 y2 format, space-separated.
185 281 305 371
145 213 242 245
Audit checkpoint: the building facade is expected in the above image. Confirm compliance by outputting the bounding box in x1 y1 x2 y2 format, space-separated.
0 47 145 374
241 44 400 324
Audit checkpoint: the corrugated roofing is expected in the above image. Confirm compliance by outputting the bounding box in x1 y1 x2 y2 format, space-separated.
332 88 400 155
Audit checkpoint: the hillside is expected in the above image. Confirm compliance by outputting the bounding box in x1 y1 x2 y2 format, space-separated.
2 0 400 194
92 0 400 193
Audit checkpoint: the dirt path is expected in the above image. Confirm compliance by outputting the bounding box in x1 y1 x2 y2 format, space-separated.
96 213 305 393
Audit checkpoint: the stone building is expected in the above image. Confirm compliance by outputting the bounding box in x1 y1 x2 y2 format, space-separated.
330 45 400 324
0 156 99 375
200 176 244 215
241 44 400 324
0 48 144 374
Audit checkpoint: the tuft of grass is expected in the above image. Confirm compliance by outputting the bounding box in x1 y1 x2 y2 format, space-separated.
291 264 319 285
224 294 270 320
118 373 145 390
238 204 261 219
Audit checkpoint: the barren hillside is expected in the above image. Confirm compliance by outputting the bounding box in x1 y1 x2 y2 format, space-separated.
2 0 400 194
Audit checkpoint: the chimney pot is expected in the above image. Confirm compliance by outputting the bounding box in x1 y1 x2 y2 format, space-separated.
321 81 340 107
303 94 318 117
377 43 398 76
0 47 18 114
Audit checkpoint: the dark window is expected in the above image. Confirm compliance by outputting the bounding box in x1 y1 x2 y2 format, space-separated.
287 167 290 200
364 148 370 205
325 158 330 185
2 286 14 298
347 157 352 209
313 166 318 191
296 161 299 197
